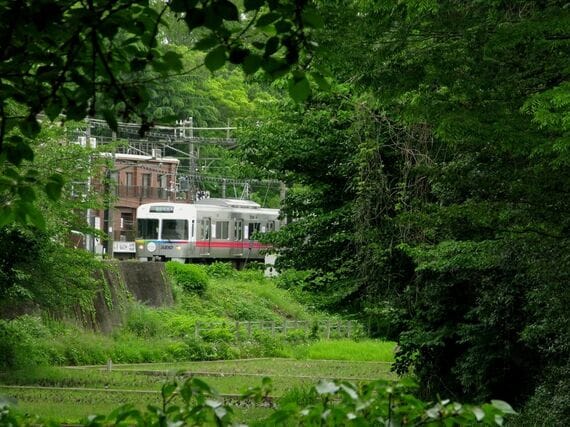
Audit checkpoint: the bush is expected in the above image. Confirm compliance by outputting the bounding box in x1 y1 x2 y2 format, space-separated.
275 269 313 290
0 316 53 369
125 305 164 338
165 262 209 294
206 262 236 278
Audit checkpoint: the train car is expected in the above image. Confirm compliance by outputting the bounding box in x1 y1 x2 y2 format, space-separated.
135 198 280 266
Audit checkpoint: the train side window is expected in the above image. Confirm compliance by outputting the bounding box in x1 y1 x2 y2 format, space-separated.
200 219 210 240
248 222 261 239
215 221 229 240
234 220 243 241
191 220 195 238
162 219 188 240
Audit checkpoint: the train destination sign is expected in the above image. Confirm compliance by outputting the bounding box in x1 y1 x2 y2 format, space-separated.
150 206 175 213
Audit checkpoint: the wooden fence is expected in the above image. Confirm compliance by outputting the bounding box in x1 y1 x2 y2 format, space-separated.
193 319 360 340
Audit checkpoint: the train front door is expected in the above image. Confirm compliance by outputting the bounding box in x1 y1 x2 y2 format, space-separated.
199 217 211 255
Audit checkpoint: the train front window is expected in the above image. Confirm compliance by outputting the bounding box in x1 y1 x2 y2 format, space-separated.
137 219 159 239
162 219 188 240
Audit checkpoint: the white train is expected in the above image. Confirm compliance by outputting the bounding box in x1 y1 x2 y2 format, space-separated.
135 199 280 266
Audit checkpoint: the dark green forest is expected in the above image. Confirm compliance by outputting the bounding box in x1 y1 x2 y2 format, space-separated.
1 0 569 425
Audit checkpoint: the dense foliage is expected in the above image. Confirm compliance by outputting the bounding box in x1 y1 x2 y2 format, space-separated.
0 0 320 227
238 0 570 423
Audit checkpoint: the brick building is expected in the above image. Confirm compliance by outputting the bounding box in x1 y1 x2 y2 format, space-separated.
90 153 179 258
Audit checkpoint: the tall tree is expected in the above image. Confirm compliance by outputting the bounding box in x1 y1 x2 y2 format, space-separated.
0 0 319 226
242 0 570 421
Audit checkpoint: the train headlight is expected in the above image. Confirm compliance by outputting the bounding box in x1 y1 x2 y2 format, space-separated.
176 246 182 250
138 245 144 250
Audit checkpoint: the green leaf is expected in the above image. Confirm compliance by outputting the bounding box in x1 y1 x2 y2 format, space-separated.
19 116 41 138
302 9 324 29
204 46 227 71
195 34 220 50
310 72 331 91
340 383 358 400
244 0 264 12
169 0 199 13
257 12 280 27
184 8 205 30
315 380 339 395
18 185 36 202
288 74 311 102
491 400 517 415
274 20 292 33
472 407 485 421
102 109 118 132
45 101 63 121
204 5 223 29
5 144 34 166
162 382 177 400
264 36 279 56
242 53 261 74
0 206 14 228
162 51 183 71
214 405 227 419
229 47 249 64
214 0 239 21
130 58 147 72
24 203 46 230
45 174 64 201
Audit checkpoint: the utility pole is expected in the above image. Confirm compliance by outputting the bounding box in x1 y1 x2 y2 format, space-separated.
106 132 116 258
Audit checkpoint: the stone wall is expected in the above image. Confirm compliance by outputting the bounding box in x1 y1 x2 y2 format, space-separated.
88 261 173 333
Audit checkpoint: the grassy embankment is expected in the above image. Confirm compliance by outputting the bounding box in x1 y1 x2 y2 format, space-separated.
0 264 397 423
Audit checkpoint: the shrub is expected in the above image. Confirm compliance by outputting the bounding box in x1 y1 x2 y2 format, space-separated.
206 262 236 278
0 316 53 369
165 262 209 294
275 269 313 290
125 305 164 338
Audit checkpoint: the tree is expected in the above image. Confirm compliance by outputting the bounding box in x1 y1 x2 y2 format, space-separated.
241 0 570 421
0 122 105 315
0 0 320 227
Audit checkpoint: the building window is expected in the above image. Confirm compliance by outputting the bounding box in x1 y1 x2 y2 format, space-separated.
126 172 133 187
142 173 151 197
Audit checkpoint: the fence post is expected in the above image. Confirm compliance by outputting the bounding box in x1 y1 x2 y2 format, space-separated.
347 320 352 338
326 320 331 339
271 321 276 336
195 321 200 339
283 320 288 335
247 321 252 338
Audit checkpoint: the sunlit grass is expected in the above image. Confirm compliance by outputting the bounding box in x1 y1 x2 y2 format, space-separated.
289 339 397 362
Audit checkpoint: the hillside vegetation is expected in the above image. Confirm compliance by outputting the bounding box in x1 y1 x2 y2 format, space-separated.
0 262 362 369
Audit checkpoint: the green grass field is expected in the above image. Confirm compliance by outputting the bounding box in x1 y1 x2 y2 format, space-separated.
0 344 396 424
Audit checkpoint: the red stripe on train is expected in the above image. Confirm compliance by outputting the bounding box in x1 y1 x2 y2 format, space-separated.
194 241 270 249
